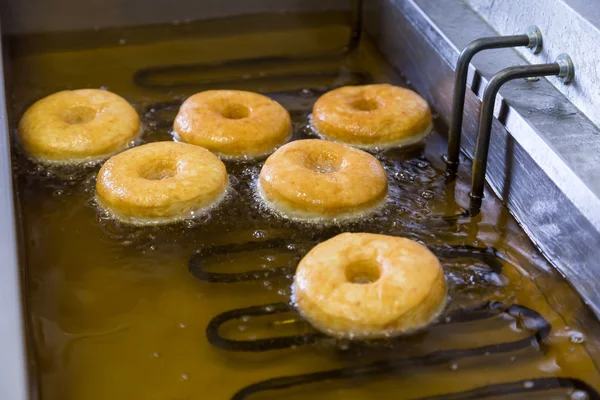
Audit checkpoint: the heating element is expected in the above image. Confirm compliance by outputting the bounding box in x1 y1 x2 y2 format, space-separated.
189 238 600 399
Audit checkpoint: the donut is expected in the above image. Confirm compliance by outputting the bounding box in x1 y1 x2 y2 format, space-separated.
258 139 387 220
96 141 228 225
293 233 447 339
311 84 433 149
173 90 291 160
18 89 140 164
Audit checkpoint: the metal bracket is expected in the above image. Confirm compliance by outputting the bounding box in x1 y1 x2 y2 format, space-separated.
445 27 544 176
556 53 575 84
526 26 544 54
469 55 575 215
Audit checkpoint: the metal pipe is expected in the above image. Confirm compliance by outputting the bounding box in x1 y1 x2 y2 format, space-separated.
445 27 543 176
469 55 574 215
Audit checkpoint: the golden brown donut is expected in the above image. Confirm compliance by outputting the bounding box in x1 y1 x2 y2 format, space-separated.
312 84 433 148
258 139 387 220
18 89 140 164
96 142 228 225
293 233 447 339
173 90 291 160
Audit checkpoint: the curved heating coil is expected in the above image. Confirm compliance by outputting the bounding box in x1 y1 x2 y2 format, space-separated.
189 239 598 400
206 301 548 352
227 302 554 398
188 239 502 283
233 377 600 400
188 238 299 283
418 377 600 400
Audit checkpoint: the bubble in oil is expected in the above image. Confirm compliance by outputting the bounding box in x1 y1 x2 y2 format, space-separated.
152 352 160 358
337 341 349 351
198 213 212 224
395 171 415 182
179 323 186 329
523 381 535 389
450 363 458 370
181 374 189 380
97 210 110 220
238 325 247 332
241 316 250 323
571 390 589 400
569 331 585 344
53 190 64 196
229 175 239 186
253 230 267 239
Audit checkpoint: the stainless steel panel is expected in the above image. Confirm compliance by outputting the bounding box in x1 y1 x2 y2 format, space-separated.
0 21 30 400
466 0 600 128
364 0 600 316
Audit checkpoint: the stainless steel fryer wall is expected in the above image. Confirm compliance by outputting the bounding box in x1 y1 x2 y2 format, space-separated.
466 0 600 132
364 0 600 318
1 0 349 34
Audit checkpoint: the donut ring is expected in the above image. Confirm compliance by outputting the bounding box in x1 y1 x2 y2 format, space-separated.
96 142 228 225
258 139 387 220
293 233 447 339
173 90 291 160
18 89 140 164
312 84 433 149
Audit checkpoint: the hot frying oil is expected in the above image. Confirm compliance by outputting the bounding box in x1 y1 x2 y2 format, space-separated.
7 11 600 400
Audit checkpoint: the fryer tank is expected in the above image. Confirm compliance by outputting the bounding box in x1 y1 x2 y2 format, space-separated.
1 0 600 399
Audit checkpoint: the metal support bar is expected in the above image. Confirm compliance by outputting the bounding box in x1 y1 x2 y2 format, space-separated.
445 27 543 176
469 55 574 215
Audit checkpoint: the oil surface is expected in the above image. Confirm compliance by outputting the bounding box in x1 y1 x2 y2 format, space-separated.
7 12 600 400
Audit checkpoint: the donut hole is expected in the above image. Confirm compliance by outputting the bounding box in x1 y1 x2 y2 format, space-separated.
303 150 341 174
139 159 178 180
350 98 379 112
221 103 250 120
345 260 381 284
62 106 96 124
